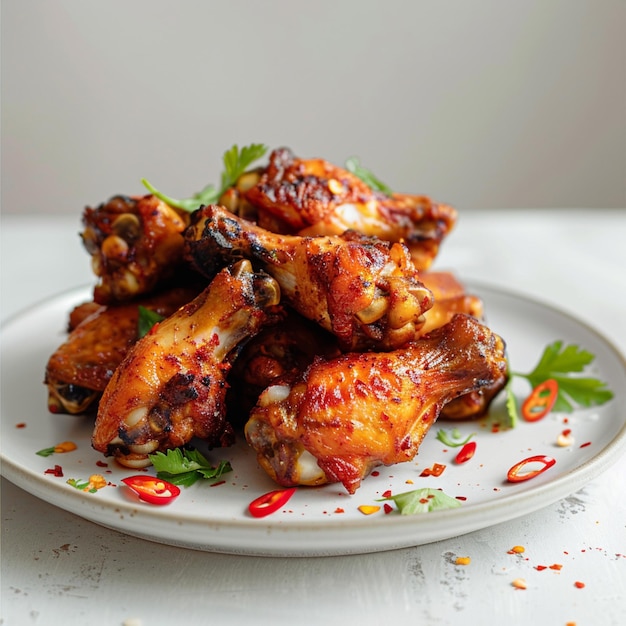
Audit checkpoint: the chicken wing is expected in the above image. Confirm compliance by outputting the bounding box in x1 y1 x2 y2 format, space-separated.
184 204 434 351
226 309 341 426
45 285 202 415
91 260 281 468
81 194 190 304
245 314 508 494
240 147 457 270
418 271 484 335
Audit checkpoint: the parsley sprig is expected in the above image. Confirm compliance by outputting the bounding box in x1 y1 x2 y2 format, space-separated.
345 156 393 196
141 143 268 212
378 488 461 515
506 341 614 426
148 448 232 487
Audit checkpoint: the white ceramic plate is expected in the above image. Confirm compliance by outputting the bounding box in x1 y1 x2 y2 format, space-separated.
2 284 625 556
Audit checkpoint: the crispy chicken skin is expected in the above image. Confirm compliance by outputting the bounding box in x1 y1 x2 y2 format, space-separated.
240 147 457 270
45 286 202 415
226 309 341 426
184 204 434 351
418 271 504 419
91 260 281 468
245 314 508 494
81 194 189 304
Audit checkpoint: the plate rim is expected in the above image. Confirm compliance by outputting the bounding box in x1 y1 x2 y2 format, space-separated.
2 281 625 556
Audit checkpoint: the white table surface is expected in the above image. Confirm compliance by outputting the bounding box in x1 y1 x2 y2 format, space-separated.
2 209 625 626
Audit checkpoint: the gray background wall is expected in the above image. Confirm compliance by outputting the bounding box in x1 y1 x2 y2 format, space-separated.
2 0 625 215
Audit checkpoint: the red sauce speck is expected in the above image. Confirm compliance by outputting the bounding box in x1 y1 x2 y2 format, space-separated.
96 460 108 467
371 471 380 477
535 565 547 571
210 480 226 487
456 496 467 501
579 441 592 448
574 581 585 589
15 422 27 428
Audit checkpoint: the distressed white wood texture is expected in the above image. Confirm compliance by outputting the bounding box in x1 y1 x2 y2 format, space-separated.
2 209 626 626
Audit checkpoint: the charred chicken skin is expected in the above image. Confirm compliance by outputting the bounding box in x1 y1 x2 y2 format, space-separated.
91 260 281 468
81 194 189 304
235 147 457 270
184 204 434 351
45 285 202 415
245 314 508 494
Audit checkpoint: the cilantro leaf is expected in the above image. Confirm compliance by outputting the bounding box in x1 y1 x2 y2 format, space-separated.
148 448 232 487
378 488 461 515
137 306 165 339
345 156 393 196
507 341 614 423
141 143 267 213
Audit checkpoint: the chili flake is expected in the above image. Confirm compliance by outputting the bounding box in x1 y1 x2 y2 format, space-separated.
420 463 446 477
44 465 64 477
549 563 563 571
574 581 585 589
358 505 381 515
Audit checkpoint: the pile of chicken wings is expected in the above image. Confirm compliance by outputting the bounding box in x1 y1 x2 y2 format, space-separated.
45 147 508 493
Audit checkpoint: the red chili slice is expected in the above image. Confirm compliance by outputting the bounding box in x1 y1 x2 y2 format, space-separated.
248 488 296 518
521 379 559 422
455 441 476 464
507 455 556 483
121 475 180 505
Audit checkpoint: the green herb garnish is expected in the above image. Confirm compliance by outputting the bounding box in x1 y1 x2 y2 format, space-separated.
67 478 98 493
505 341 614 426
378 488 462 515
345 156 393 196
137 306 165 339
141 143 268 212
435 428 475 448
148 448 232 487
36 446 56 457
